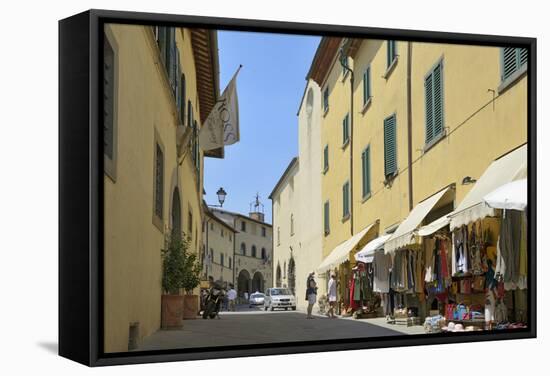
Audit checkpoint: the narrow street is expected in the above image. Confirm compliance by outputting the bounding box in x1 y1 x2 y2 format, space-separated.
137 305 417 351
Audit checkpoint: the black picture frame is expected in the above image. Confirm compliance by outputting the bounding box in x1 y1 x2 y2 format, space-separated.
59 9 537 367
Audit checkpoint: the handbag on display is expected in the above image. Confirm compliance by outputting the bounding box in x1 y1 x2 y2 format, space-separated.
472 276 485 292
460 278 472 294
445 303 455 321
451 281 459 295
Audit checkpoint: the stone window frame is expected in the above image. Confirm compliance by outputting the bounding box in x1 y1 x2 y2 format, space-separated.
151 128 165 233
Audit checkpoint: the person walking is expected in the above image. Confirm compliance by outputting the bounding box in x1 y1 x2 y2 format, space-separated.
327 273 338 318
227 283 237 311
305 272 317 319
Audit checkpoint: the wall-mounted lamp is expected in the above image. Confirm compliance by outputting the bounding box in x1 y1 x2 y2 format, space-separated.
462 176 477 185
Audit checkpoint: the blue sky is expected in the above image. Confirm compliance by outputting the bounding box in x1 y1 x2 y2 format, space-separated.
204 31 320 224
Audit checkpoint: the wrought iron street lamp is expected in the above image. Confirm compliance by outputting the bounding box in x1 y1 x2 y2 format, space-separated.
209 187 227 207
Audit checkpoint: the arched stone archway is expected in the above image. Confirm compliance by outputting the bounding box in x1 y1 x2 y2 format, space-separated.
252 271 264 294
237 269 251 299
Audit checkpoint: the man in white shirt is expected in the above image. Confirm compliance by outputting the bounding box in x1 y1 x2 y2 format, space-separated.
327 273 338 318
227 284 237 311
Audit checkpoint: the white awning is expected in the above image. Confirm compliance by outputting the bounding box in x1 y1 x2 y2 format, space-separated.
483 178 527 211
385 187 451 254
355 234 392 263
449 144 527 229
317 222 376 273
418 215 451 236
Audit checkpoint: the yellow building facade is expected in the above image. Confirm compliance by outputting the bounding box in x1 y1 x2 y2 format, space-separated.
308 37 527 301
202 209 236 284
103 24 220 352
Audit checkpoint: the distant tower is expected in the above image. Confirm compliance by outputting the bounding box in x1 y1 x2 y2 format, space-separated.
249 193 265 222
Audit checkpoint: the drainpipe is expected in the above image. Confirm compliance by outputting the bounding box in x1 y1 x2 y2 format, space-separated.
407 42 414 211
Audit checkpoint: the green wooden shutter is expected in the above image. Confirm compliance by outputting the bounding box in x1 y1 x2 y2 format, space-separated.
342 182 349 217
363 70 368 105
425 72 434 144
363 66 371 105
433 62 443 138
425 61 444 145
342 116 345 144
175 50 181 120
169 28 177 95
519 48 528 67
502 47 518 81
158 27 167 65
362 147 371 197
324 201 330 234
180 73 186 125
387 41 396 67
323 87 329 112
103 37 115 160
366 147 371 195
324 145 329 171
343 114 349 144
384 115 397 177
187 100 192 128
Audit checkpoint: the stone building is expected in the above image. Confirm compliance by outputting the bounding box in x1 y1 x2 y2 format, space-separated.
211 201 273 300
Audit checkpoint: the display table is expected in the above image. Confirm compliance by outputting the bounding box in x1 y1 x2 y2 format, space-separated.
447 319 486 329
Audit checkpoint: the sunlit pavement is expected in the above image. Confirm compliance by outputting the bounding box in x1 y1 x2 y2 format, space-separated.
137 305 411 351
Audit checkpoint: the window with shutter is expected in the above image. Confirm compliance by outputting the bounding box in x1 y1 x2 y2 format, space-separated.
192 121 197 164
154 143 164 219
387 40 397 68
324 201 330 235
168 28 177 95
175 51 181 118
362 146 371 198
103 36 115 161
342 114 349 145
180 73 186 125
158 27 167 65
323 87 329 113
342 182 350 218
501 47 528 82
323 144 329 172
383 114 397 178
187 100 192 128
363 66 371 106
425 60 444 146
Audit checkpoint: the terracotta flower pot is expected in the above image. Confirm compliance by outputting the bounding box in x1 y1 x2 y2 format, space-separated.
183 294 199 319
161 294 184 329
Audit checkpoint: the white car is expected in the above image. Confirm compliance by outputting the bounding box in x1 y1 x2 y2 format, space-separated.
264 287 296 311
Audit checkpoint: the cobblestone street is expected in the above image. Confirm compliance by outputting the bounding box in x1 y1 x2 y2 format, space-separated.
137 305 422 351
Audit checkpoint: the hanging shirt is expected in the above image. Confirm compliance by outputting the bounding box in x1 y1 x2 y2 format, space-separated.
373 252 390 293
328 278 337 300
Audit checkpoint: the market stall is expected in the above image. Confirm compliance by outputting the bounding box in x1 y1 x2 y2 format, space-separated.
316 222 378 315
382 186 454 325
423 144 528 333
